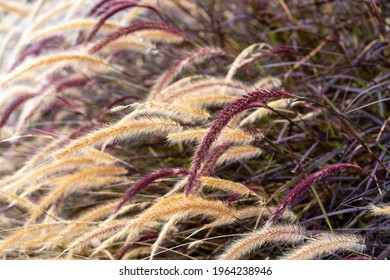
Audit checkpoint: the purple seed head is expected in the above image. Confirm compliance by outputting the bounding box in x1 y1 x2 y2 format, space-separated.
269 163 363 224
10 35 64 71
0 94 37 128
88 0 114 17
86 1 161 42
114 234 157 260
185 88 291 196
89 22 187 54
153 47 226 94
114 167 189 214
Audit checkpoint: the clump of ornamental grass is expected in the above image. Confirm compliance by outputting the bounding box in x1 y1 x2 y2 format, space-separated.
0 0 388 260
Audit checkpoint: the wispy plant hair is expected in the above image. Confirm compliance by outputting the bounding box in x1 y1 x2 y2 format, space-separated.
370 204 390 218
219 224 305 260
282 233 366 260
89 21 186 54
54 117 181 158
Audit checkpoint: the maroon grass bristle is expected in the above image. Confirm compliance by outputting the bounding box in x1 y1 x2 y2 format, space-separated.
190 142 232 194
89 22 187 54
185 88 291 196
226 186 258 205
238 46 302 71
55 96 80 111
85 1 161 42
152 47 226 93
114 168 189 214
199 143 233 177
21 76 93 128
95 94 139 120
225 193 240 205
0 94 37 128
92 0 138 17
114 234 157 260
55 76 92 92
10 35 64 70
268 163 364 224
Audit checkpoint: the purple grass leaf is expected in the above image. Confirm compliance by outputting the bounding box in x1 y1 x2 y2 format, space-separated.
190 142 232 194
199 143 233 177
55 96 80 112
21 77 93 128
0 94 37 128
54 77 92 92
89 22 187 54
114 167 189 214
268 163 363 224
86 1 161 42
185 89 291 196
226 186 258 205
115 234 157 260
10 35 64 71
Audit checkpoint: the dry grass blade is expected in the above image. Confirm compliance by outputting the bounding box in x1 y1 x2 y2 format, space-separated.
150 214 180 260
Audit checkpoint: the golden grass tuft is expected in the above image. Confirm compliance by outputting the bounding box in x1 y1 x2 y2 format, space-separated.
0 1 29 16
282 233 366 260
70 194 235 253
0 51 108 88
199 176 257 197
167 127 254 145
29 19 122 43
28 166 127 222
239 98 297 127
216 145 263 166
219 224 305 260
0 222 69 256
370 204 390 218
121 102 211 123
54 117 182 158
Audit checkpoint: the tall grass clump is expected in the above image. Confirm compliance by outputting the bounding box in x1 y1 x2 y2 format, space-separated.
0 0 388 260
